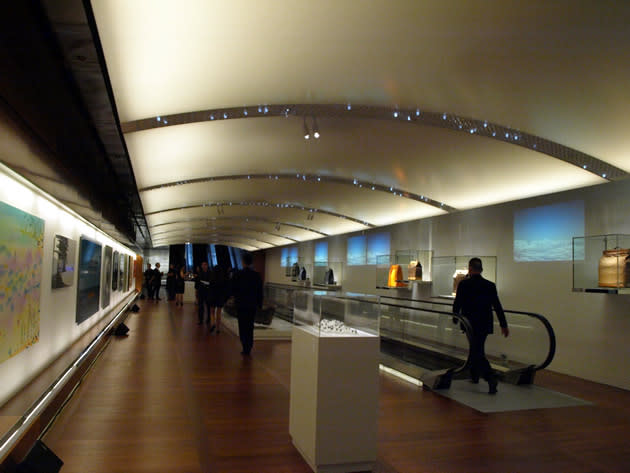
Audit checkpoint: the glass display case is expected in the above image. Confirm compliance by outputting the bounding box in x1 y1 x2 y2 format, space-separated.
573 234 630 294
312 260 344 289
431 255 497 298
376 250 433 289
293 291 380 337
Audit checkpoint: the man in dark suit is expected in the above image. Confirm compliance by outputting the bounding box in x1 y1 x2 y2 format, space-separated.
152 262 163 301
231 252 263 356
453 257 509 394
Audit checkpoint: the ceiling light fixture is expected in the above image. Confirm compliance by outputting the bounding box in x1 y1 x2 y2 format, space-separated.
312 116 320 139
303 116 310 140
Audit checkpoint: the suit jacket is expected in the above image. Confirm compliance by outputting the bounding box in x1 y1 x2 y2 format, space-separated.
231 266 263 311
453 274 507 335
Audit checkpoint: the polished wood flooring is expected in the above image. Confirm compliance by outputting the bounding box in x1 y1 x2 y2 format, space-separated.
43 300 630 473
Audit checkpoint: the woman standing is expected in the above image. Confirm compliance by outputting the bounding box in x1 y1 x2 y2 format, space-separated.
175 265 186 306
208 265 228 333
166 264 176 301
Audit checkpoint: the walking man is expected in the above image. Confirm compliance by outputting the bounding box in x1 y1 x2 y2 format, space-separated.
231 252 262 356
453 257 509 394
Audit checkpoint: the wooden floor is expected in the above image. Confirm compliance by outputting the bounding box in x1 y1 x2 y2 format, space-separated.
43 300 630 473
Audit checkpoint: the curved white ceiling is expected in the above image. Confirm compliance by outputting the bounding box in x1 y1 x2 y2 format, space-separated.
91 0 630 248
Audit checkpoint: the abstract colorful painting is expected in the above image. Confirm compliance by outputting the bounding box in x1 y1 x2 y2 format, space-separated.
0 201 44 364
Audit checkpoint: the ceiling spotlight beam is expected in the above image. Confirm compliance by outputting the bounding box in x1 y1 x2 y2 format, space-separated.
144 200 376 227
122 104 627 181
139 175 455 212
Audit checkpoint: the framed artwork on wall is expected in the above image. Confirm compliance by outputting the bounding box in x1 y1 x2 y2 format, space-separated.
112 251 119 291
0 201 44 363
51 234 76 289
119 253 125 291
76 237 102 324
101 246 112 309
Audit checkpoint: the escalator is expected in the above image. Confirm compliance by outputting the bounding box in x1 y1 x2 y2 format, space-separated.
378 295 556 387
263 284 556 390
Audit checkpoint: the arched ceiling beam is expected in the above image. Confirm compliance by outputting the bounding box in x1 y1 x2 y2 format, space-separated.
144 200 376 227
139 175 456 213
150 222 298 244
150 216 328 237
151 228 280 246
122 104 628 182
153 234 266 249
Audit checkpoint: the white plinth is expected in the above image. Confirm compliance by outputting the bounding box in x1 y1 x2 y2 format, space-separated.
183 280 196 302
289 325 380 473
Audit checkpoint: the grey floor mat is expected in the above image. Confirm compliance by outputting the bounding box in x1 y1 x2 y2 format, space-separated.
433 379 592 413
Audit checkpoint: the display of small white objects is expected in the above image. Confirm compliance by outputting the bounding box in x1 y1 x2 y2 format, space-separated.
317 318 358 334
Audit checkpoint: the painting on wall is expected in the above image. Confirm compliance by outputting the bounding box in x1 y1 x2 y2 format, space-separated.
118 253 125 291
128 255 134 291
76 237 102 324
112 251 119 291
101 246 112 309
0 201 45 363
51 235 76 289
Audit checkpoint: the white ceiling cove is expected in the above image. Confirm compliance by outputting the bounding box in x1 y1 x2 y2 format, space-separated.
91 0 629 249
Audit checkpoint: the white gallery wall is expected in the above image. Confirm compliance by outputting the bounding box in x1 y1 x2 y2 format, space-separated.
0 164 137 407
265 179 630 390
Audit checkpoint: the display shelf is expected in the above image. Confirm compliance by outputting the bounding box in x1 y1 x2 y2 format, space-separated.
312 261 344 289
431 255 497 298
289 292 380 472
573 234 630 294
376 250 432 289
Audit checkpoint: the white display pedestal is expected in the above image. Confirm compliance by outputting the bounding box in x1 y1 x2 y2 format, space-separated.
183 280 196 302
289 325 380 473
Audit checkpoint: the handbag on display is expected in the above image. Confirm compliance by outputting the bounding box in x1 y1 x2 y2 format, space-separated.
408 261 423 281
452 269 468 295
291 262 300 279
326 268 335 285
598 248 630 288
388 264 406 287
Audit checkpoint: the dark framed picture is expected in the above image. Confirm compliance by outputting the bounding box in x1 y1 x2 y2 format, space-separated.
112 251 119 291
76 237 102 324
101 246 112 309
51 234 76 289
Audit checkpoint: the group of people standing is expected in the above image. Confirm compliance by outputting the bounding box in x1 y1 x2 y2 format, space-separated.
143 262 163 300
143 253 262 356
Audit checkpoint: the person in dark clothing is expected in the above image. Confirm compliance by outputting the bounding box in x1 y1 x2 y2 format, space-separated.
144 263 154 299
166 264 176 301
453 257 509 394
152 262 163 301
208 265 228 334
175 265 186 306
231 252 263 355
197 261 213 327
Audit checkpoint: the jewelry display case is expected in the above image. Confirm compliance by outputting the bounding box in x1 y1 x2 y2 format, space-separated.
290 291 380 472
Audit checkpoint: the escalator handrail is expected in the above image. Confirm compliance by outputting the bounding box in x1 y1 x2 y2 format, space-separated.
380 294 556 372
267 285 475 377
336 298 475 377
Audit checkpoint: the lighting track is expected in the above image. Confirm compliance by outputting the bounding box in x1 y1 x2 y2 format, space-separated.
122 104 627 182
150 216 328 237
144 201 376 227
140 175 456 212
